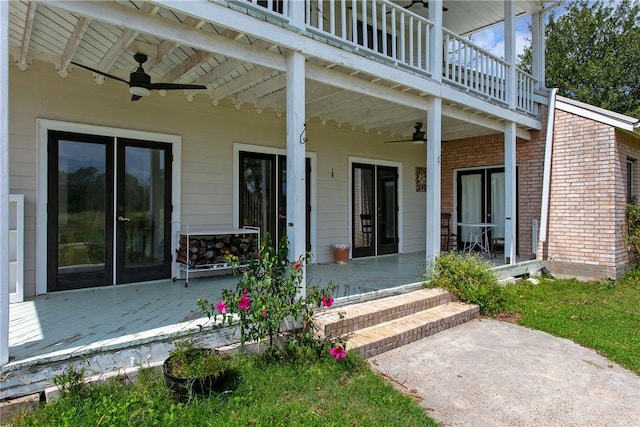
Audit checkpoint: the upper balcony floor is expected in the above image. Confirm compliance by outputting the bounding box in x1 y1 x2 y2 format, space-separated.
7 0 552 140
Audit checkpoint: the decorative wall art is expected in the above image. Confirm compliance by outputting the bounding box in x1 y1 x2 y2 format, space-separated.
416 167 426 192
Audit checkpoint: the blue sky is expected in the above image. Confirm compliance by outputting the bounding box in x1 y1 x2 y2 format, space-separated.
469 3 568 60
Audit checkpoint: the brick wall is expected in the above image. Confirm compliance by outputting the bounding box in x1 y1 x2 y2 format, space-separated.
615 129 640 276
537 111 640 279
440 110 547 260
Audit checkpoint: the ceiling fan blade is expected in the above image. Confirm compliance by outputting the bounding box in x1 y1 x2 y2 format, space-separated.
148 83 207 91
131 94 143 101
71 61 129 85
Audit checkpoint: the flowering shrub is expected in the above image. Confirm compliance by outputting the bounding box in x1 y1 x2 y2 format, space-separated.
198 234 344 359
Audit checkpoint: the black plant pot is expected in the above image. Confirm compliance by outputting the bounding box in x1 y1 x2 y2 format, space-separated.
163 355 227 401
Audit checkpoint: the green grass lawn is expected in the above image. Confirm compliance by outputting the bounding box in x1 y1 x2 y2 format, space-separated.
10 353 439 426
504 270 640 375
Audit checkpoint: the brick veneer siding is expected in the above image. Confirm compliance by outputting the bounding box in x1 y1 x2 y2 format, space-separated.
440 108 547 260
538 111 640 279
615 129 640 276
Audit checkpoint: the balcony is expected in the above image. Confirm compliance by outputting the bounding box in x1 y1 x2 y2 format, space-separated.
241 0 538 117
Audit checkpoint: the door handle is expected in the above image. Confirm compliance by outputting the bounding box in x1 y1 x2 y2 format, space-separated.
118 216 130 222
279 215 286 219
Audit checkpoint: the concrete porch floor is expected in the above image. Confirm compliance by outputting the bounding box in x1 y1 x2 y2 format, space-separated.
5 252 538 371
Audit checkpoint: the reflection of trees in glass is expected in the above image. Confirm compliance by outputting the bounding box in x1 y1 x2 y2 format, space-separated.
59 166 106 213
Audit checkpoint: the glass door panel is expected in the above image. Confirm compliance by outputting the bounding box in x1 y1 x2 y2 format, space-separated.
47 132 114 291
352 164 375 257
458 171 484 245
377 166 398 255
488 169 505 242
116 140 172 283
240 152 276 241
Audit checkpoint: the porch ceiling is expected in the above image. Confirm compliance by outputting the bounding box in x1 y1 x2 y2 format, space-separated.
8 1 536 141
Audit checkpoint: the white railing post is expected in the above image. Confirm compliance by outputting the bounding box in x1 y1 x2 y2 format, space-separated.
289 0 305 29
429 0 442 82
504 0 516 108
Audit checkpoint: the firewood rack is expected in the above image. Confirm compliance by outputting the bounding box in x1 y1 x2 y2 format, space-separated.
173 225 260 287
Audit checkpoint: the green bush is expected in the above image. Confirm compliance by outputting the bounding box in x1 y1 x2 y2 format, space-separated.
625 202 640 263
426 252 506 316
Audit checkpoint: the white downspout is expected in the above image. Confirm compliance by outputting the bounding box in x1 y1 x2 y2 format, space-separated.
539 88 558 244
0 0 10 367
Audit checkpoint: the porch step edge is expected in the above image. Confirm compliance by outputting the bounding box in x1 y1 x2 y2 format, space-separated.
315 288 453 337
345 302 479 359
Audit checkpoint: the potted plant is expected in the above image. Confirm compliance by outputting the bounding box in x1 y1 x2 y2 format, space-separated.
163 339 231 401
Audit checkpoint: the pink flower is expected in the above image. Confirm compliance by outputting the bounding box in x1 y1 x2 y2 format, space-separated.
321 295 334 308
294 260 301 271
216 301 227 314
239 289 251 311
262 307 268 318
329 345 346 360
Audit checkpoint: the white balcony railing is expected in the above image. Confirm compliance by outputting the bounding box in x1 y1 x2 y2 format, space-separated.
239 0 538 116
305 0 433 75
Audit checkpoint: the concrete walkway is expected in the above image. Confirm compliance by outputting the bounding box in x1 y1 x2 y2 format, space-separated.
368 318 640 427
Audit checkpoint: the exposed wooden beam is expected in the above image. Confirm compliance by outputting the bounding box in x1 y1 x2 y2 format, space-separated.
150 16 205 73
211 67 278 104
190 58 244 86
17 1 37 71
58 16 91 77
97 3 160 73
236 72 285 106
44 1 286 71
255 87 285 112
308 93 372 118
163 50 210 82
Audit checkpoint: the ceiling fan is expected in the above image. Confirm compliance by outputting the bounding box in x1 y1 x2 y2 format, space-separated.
385 122 427 144
71 53 207 101
403 1 448 12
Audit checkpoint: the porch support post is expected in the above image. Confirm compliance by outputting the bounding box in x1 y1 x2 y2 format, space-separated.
285 50 306 298
504 121 517 265
504 0 516 108
0 0 10 366
426 97 442 271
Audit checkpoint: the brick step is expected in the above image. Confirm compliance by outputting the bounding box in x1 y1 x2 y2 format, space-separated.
315 288 453 338
345 302 479 358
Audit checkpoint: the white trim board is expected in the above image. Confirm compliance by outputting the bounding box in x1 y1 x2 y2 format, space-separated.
36 119 182 295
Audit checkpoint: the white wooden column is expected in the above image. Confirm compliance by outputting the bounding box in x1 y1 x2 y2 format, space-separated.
531 11 545 90
285 50 306 298
426 97 442 270
1 0 10 366
505 0 516 109
288 0 305 30
504 121 517 264
428 0 443 82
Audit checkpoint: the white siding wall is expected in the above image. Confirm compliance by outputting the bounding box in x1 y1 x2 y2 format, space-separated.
10 60 428 297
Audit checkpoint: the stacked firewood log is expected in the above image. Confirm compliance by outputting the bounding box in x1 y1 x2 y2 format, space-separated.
175 234 258 267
